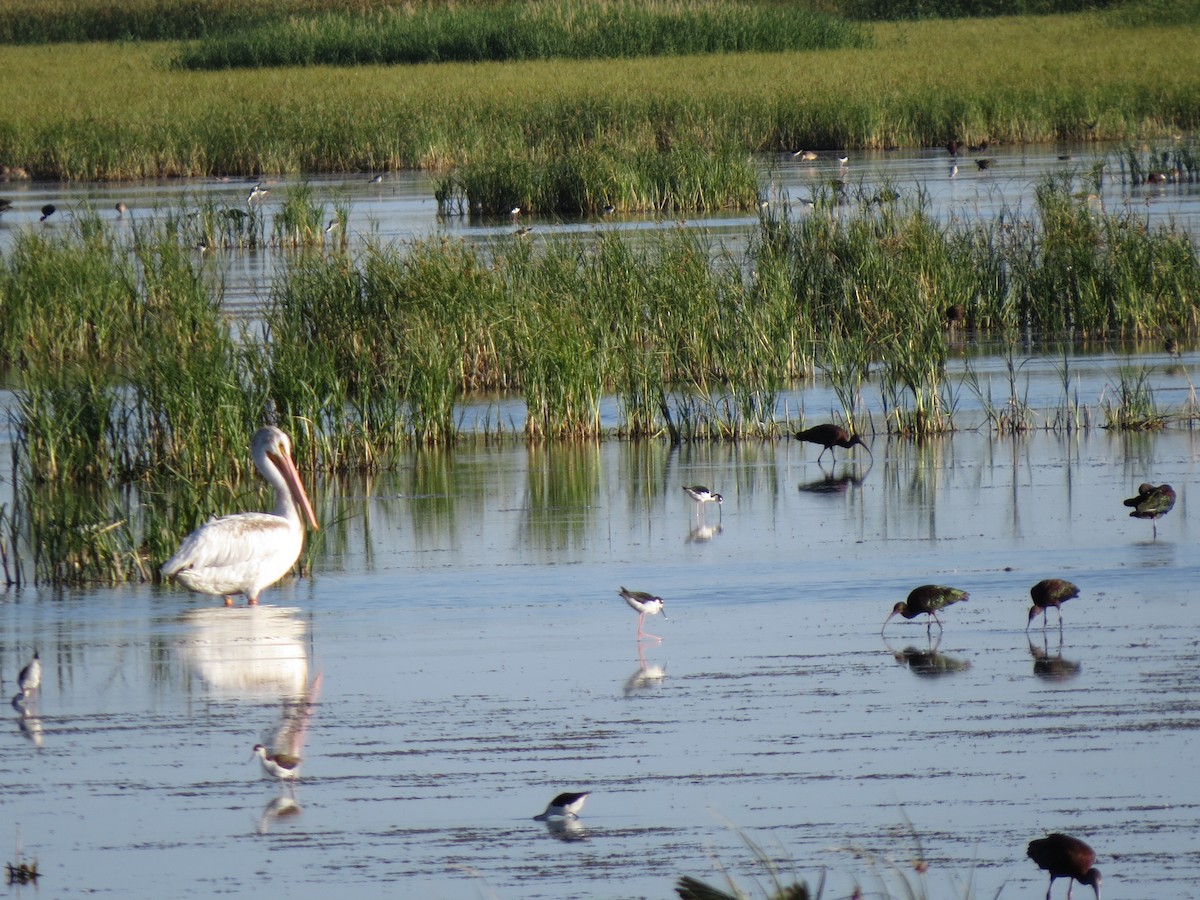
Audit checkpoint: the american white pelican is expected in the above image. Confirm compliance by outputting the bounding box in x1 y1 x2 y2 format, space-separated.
162 426 318 606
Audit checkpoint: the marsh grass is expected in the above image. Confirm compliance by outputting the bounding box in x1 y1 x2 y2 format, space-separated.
173 1 867 70
2 16 1199 181
1101 365 1168 429
437 141 761 216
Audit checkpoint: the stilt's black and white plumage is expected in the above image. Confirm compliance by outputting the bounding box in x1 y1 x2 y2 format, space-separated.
253 744 301 783
533 791 590 821
618 587 667 642
12 650 41 708
681 485 722 508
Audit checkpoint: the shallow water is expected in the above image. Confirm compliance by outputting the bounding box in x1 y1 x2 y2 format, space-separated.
1 139 1197 312
2 431 1198 898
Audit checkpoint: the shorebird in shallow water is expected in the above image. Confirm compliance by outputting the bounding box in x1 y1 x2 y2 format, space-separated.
12 650 41 708
1028 579 1080 631
1027 833 1101 900
882 585 968 636
682 485 722 509
793 423 871 465
1123 482 1175 539
253 744 301 786
533 791 590 821
618 587 667 642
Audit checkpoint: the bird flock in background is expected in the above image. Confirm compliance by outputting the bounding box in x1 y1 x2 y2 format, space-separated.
16 419 1175 892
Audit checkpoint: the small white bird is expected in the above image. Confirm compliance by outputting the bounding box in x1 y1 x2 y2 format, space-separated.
253 744 301 783
162 426 319 606
533 791 590 821
248 183 269 205
618 587 667 642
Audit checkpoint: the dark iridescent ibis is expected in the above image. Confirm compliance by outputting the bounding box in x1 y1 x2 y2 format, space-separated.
618 586 667 642
1027 833 1101 900
1123 482 1176 538
793 423 872 465
39 203 56 222
882 585 968 635
975 158 995 170
1028 579 1080 631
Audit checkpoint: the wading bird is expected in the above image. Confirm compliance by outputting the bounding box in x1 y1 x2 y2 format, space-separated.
1123 482 1175 538
115 201 127 217
162 426 319 606
252 744 301 786
976 158 995 170
618 587 667 642
12 650 41 708
882 585 968 635
793 424 872 465
682 485 722 509
1027 833 1101 900
533 791 590 821
39 203 56 221
1028 579 1080 631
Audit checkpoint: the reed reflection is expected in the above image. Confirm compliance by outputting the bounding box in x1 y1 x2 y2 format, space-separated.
884 635 971 678
1028 633 1082 681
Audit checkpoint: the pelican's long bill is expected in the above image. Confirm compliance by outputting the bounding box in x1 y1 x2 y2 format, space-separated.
267 441 319 531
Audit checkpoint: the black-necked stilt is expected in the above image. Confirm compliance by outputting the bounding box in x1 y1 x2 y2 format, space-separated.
325 219 339 234
16 650 40 700
681 485 722 508
369 173 384 184
533 791 590 821
618 587 667 641
115 201 128 217
253 744 301 784
882 585 969 636
248 183 269 205
837 154 849 167
39 204 56 222
793 423 871 465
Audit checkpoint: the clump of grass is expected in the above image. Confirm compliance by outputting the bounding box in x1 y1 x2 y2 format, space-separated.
1101 365 1168 430
437 141 761 216
173 1 868 70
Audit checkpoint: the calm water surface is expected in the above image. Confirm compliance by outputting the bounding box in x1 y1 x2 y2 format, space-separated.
0 140 1198 312
2 431 1199 898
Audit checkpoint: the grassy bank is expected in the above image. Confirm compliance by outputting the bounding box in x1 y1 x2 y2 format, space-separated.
0 15 1197 180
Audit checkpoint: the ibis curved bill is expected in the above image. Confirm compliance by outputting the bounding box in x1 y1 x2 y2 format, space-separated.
882 585 968 635
162 426 318 606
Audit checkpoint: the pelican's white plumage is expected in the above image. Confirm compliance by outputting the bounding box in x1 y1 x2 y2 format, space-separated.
162 426 318 606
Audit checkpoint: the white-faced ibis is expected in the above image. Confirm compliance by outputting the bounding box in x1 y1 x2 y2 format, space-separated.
946 138 959 156
39 203 56 221
533 791 590 821
1027 833 1101 900
1028 579 1080 631
1123 482 1176 538
793 423 871 465
976 158 995 170
252 744 301 783
618 586 667 642
882 585 968 635
682 485 722 507
115 201 127 217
